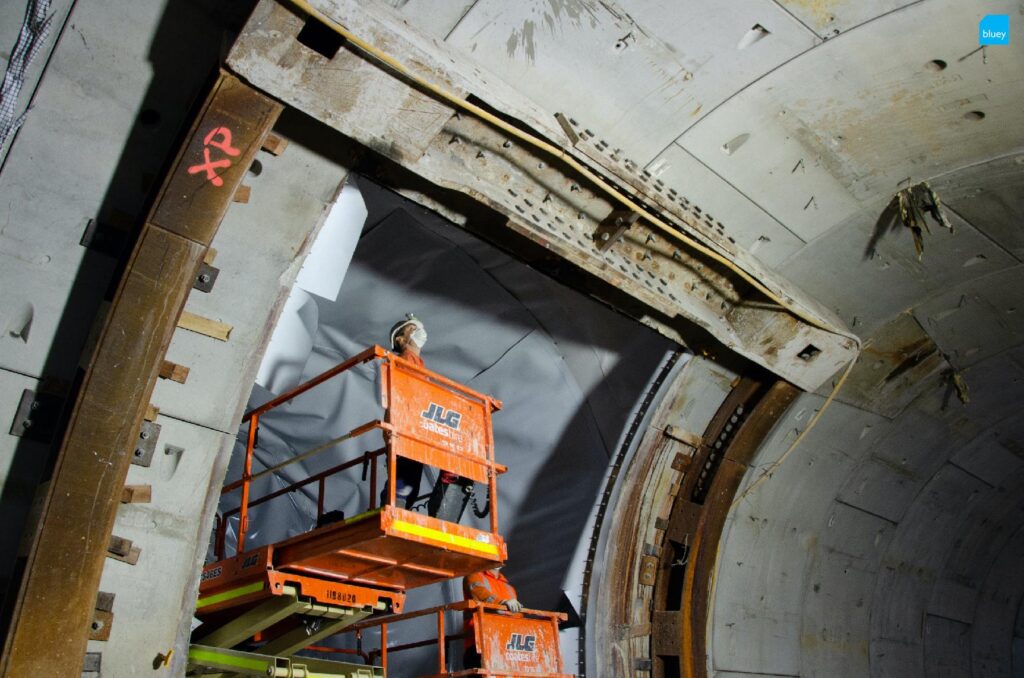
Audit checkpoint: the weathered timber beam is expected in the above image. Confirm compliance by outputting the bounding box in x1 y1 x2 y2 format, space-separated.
226 0 857 390
658 379 799 678
0 72 282 677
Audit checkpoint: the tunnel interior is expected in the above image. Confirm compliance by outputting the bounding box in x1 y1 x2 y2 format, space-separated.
0 1 1021 677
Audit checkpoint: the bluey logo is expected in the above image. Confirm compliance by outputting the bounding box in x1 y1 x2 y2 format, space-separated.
505 633 536 652
979 15 1009 45
420 402 462 430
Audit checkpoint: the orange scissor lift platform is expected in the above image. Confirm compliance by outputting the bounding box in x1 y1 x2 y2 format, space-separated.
189 347 512 677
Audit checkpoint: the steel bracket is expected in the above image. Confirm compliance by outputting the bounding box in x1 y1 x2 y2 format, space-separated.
9 388 63 443
193 262 220 293
80 218 130 258
81 652 101 678
593 209 639 252
132 421 161 467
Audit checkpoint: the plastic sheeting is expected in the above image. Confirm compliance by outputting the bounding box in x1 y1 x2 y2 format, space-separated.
215 176 674 674
256 181 367 393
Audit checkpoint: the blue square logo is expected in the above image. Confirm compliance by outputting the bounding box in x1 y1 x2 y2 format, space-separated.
979 14 1010 44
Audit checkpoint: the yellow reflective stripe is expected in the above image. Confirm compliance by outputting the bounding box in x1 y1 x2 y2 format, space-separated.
344 508 381 524
196 581 264 609
392 520 499 556
188 647 269 672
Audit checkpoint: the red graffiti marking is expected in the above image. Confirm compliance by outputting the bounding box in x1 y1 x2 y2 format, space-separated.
187 126 242 187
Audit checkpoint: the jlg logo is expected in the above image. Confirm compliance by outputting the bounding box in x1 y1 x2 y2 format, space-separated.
505 633 536 652
420 403 462 430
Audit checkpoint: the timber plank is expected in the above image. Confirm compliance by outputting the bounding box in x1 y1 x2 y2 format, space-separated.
177 311 232 341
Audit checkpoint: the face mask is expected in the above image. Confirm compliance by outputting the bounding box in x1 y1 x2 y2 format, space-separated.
410 326 428 348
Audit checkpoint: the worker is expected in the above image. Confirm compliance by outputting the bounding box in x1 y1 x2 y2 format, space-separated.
385 313 473 521
391 313 427 368
462 566 522 669
389 314 429 506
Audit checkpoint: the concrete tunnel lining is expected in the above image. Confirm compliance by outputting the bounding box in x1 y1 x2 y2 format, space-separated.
0 1 1022 676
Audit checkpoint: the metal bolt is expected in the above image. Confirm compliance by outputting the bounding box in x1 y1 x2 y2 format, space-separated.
22 419 32 429
30 401 39 411
600 233 610 241
140 430 149 440
199 273 211 284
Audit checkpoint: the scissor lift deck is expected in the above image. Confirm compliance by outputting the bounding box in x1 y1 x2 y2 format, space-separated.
273 506 504 589
200 505 504 610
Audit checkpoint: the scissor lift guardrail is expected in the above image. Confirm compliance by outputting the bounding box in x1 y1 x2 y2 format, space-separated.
316 600 571 677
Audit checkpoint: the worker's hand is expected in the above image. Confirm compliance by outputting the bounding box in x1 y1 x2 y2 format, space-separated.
502 599 523 613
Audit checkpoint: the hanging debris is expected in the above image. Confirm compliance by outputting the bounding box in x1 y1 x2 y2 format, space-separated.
889 181 955 259
948 368 970 404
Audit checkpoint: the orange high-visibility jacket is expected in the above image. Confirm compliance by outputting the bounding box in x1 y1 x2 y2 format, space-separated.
397 348 424 367
463 570 517 652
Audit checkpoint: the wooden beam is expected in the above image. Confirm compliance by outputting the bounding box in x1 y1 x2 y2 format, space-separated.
177 311 232 342
0 72 282 677
120 485 152 504
158 360 190 384
261 131 288 155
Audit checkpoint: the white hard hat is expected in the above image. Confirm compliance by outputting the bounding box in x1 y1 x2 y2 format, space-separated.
390 313 426 348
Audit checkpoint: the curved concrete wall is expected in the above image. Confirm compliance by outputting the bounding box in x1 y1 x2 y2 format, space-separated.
713 344 1024 677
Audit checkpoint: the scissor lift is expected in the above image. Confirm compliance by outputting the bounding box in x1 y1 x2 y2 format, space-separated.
189 346 571 677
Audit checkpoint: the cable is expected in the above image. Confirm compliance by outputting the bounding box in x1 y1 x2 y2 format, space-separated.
287 0 862 352
469 483 490 519
730 352 858 509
